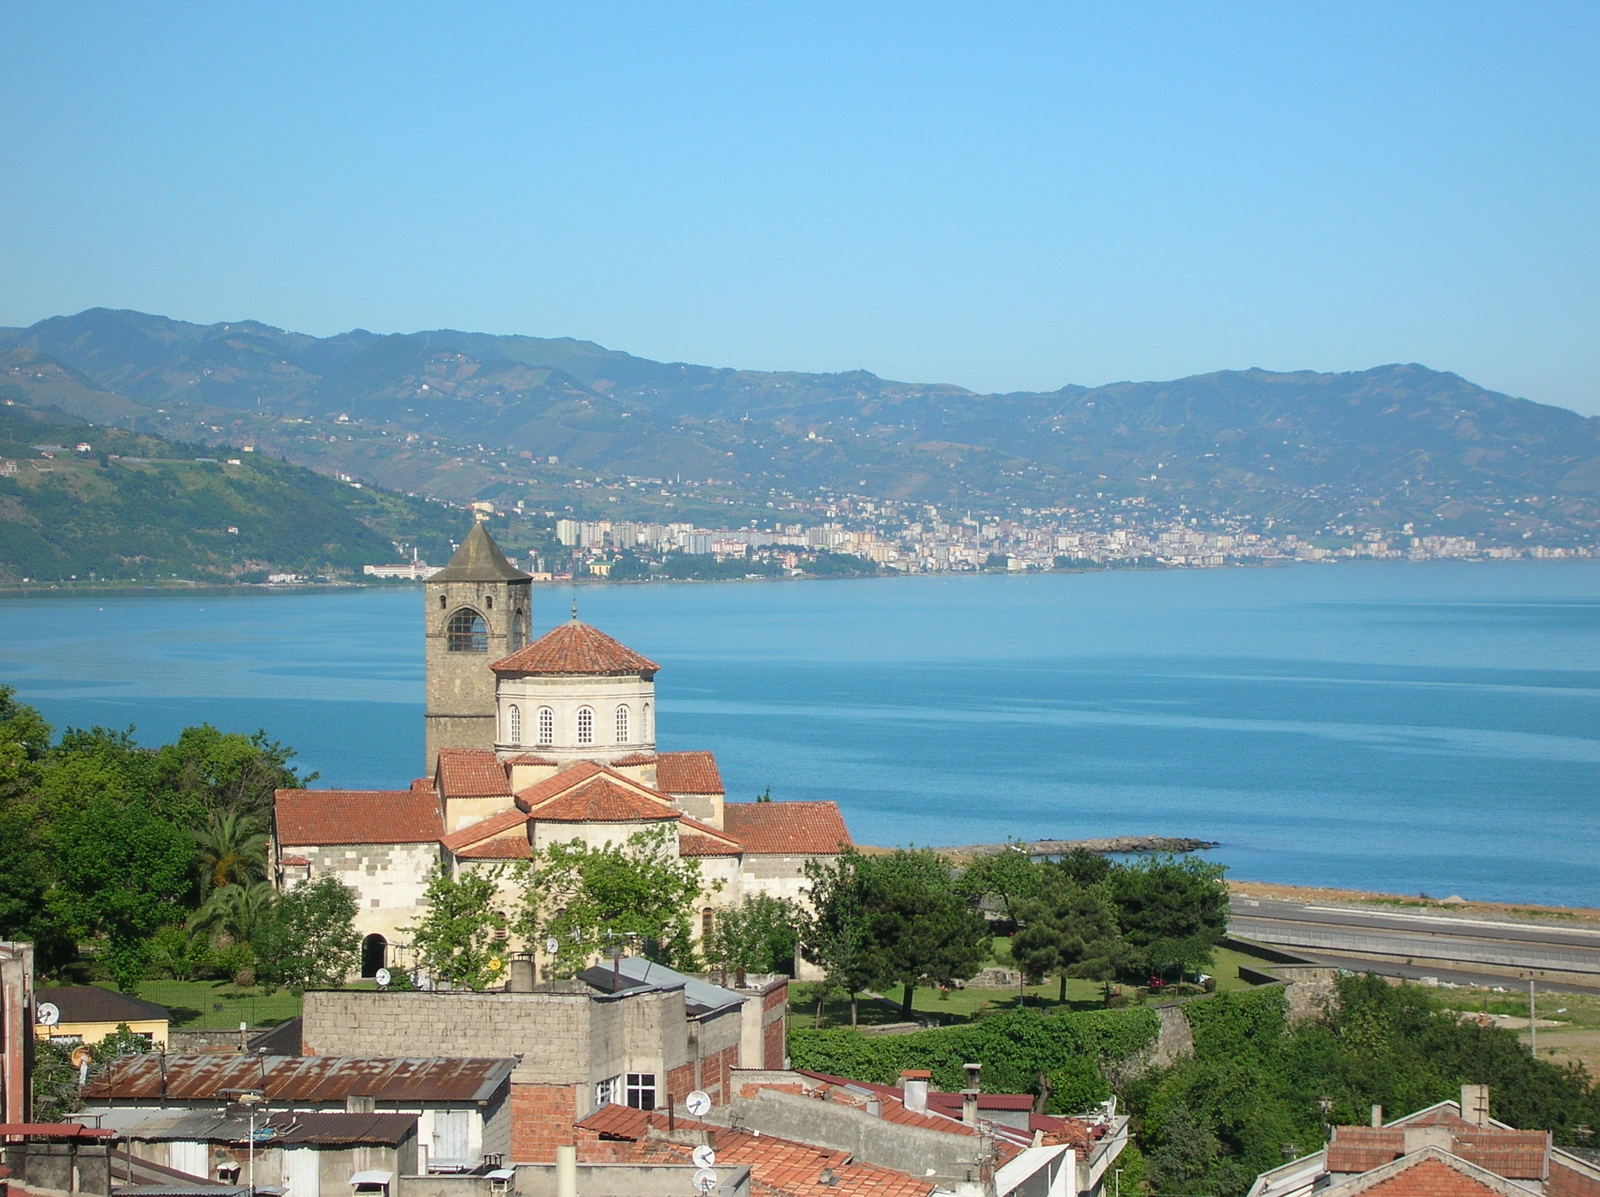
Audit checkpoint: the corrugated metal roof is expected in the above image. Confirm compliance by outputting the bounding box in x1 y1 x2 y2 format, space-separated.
578 957 744 1018
121 1112 416 1148
82 1055 513 1106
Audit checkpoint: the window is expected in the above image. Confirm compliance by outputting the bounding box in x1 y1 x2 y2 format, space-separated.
626 1073 657 1110
507 705 521 744
447 609 487 652
615 704 630 744
595 1076 620 1107
642 701 652 741
702 907 714 942
537 707 554 745
577 706 593 745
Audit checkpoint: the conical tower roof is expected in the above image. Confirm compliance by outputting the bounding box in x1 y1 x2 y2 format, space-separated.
491 618 660 676
428 521 531 583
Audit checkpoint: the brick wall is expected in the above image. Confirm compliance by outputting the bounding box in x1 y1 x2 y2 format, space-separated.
509 1083 579 1163
762 1018 785 1070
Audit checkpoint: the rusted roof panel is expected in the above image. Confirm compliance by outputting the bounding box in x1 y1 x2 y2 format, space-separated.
81 1055 513 1105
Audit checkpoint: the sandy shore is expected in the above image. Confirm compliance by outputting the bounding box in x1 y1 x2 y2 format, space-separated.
1227 879 1600 927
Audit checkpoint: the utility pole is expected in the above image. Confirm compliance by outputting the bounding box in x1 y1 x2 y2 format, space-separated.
1528 976 1537 1058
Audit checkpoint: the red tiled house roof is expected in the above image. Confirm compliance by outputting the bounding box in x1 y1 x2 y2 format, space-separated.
491 620 661 676
513 760 608 811
1343 1156 1520 1197
724 802 853 855
678 815 743 856
441 807 530 854
535 777 682 823
657 750 724 794
275 789 444 845
435 748 511 798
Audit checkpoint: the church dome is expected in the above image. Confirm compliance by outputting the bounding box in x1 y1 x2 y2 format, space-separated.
491 619 661 678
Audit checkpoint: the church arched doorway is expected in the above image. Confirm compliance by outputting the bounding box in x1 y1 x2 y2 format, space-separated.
361 934 388 978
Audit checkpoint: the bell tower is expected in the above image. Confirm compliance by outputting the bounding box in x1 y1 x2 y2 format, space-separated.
424 520 533 773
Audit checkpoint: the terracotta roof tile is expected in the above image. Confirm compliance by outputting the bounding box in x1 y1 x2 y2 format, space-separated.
576 1103 652 1139
275 789 443 845
1550 1159 1600 1197
533 776 680 824
657 751 724 794
491 620 660 676
723 802 853 855
513 760 608 811
441 807 530 852
680 833 741 857
609 752 657 767
504 753 560 766
281 855 310 867
1357 1157 1509 1197
411 777 434 792
455 838 532 860
435 749 511 798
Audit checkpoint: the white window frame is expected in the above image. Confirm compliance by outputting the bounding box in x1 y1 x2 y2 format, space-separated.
615 704 630 744
577 706 594 746
595 1075 620 1108
537 706 554 745
626 1072 657 1110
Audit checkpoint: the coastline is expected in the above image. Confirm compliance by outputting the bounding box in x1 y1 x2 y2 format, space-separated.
1228 879 1600 927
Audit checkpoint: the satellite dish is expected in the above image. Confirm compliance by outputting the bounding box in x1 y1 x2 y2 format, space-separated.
685 1090 711 1117
374 968 392 988
694 1168 718 1193
70 1046 93 1069
691 1143 716 1168
36 1002 60 1026
545 937 560 955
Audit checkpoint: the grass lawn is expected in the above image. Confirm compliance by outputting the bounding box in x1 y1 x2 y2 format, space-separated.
127 980 302 1030
790 939 1286 1029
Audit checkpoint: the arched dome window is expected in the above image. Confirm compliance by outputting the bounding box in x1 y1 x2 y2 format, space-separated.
615 705 630 744
537 707 555 745
576 706 594 746
447 608 487 652
507 704 521 744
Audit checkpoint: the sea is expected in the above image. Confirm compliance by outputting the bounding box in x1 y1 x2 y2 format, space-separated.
2 560 1596 908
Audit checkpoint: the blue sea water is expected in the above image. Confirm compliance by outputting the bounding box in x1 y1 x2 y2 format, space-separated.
2 561 1596 906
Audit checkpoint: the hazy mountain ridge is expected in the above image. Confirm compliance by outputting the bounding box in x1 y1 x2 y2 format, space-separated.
3 308 1597 542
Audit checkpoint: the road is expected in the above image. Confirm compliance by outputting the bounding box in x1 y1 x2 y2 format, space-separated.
1229 896 1600 992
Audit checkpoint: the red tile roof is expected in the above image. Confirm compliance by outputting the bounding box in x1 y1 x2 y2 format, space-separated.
575 1108 935 1196
534 777 681 824
1550 1159 1600 1197
275 789 444 845
1357 1157 1508 1197
454 838 532 860
657 750 724 794
504 753 560 766
491 620 660 676
514 760 608 811
1329 1126 1550 1181
441 807 529 852
436 749 511 798
609 752 657 767
723 802 853 855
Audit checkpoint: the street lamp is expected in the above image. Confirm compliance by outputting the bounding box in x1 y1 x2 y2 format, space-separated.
226 1089 267 1192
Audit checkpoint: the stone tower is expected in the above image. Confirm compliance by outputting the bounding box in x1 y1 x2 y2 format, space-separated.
424 521 533 773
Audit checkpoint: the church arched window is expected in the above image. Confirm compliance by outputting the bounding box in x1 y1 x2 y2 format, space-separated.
576 706 594 745
507 704 521 744
642 701 652 741
447 608 487 652
615 705 630 744
537 707 554 745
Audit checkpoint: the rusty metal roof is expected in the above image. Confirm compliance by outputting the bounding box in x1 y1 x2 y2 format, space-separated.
81 1055 513 1106
123 1111 416 1147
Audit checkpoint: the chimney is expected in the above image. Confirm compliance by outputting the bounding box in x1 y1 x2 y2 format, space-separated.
964 1062 983 1092
555 1144 577 1197
901 1070 930 1114
1461 1084 1490 1126
866 1097 882 1118
1370 1105 1383 1127
962 1089 980 1126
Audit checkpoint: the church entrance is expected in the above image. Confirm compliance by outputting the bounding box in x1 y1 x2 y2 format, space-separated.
361 934 387 977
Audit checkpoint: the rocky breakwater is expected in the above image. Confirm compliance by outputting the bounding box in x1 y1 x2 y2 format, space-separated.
945 835 1220 860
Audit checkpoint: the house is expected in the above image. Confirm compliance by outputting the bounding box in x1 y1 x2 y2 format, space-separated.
270 521 855 981
709 1066 1130 1197
1247 1084 1600 1197
297 961 788 1164
78 1054 514 1179
33 987 171 1050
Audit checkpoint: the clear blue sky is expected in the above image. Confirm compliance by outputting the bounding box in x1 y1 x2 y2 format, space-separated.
3 3 1596 413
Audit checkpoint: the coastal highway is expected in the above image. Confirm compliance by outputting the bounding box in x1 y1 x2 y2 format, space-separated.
1229 896 1600 992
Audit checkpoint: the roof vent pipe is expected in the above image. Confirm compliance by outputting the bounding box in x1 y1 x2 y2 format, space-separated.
866 1098 882 1118
900 1070 930 1114
962 1089 980 1126
964 1062 982 1092
1370 1105 1383 1127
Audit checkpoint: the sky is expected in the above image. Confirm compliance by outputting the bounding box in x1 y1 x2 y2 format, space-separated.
2 3 1596 414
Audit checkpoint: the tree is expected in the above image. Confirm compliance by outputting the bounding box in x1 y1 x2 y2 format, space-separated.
257 877 359 992
958 843 1043 926
516 825 712 977
153 724 306 824
1011 867 1126 1002
1108 854 1228 982
408 866 510 990
707 894 798 983
193 807 269 896
188 881 276 984
799 852 879 1026
868 850 990 1020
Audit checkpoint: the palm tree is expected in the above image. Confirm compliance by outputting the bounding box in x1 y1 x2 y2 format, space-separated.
193 808 268 897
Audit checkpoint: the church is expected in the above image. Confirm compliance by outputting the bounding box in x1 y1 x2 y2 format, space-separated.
269 521 854 979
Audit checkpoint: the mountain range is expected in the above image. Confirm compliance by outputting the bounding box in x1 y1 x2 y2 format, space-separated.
3 308 1598 545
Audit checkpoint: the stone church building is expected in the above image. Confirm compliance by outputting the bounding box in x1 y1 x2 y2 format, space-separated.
270 521 853 978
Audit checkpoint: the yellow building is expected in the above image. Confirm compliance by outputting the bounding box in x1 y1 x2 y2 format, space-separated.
33 986 171 1049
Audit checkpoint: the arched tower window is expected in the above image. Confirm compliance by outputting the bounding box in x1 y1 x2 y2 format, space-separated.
642 701 652 741
507 704 521 744
576 706 594 745
701 907 715 943
615 705 630 744
537 707 555 745
446 608 487 652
